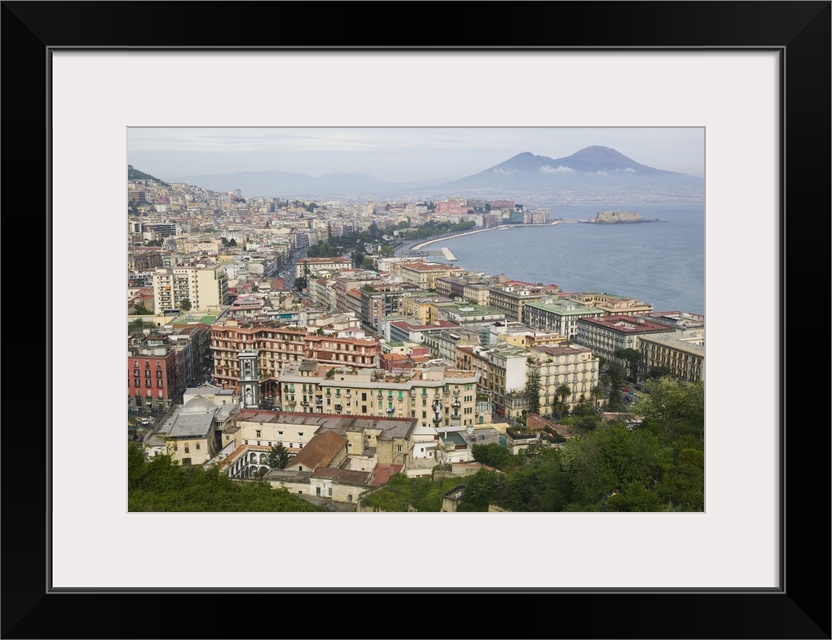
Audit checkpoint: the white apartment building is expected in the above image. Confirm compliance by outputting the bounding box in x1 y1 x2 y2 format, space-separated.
152 265 229 312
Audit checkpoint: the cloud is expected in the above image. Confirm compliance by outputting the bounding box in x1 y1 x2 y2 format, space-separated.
539 165 574 174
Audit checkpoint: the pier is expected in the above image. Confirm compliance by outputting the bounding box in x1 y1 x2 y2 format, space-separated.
441 247 457 261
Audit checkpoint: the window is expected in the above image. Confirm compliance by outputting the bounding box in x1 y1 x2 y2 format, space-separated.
256 430 261 438
328 487 332 497
134 379 140 387
184 445 190 453
298 432 303 437
396 445 403 453
278 431 283 436
347 494 353 503
157 380 163 388
145 370 151 378
156 370 163 379
145 379 151 388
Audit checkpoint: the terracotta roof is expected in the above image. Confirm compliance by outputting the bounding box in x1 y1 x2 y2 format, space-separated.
284 430 348 472
312 467 371 485
370 464 404 486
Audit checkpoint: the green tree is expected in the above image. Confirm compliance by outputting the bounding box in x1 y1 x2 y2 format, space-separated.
471 442 514 470
266 443 291 470
555 384 572 415
132 301 153 315
127 443 322 512
456 468 506 512
647 366 672 379
614 348 642 382
590 384 606 410
630 377 705 443
525 365 541 415
179 298 192 311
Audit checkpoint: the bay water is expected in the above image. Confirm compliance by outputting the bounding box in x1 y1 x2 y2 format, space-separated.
427 202 705 315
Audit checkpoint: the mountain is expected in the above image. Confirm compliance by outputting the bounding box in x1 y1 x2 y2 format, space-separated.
169 146 704 203
171 170 445 199
128 165 170 186
426 147 703 201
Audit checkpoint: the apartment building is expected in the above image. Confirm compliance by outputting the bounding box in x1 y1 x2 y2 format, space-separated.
277 361 481 429
396 262 466 291
400 294 455 324
295 256 353 279
128 334 184 411
359 283 420 332
523 299 606 339
568 292 654 316
638 332 705 383
455 342 528 418
488 281 559 323
528 344 602 412
575 314 673 367
152 265 229 312
210 319 381 403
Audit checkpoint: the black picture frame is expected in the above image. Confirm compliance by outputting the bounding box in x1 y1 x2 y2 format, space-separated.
3 2 829 638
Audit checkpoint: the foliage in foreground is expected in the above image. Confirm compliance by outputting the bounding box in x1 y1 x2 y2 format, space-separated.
127 443 323 512
359 473 444 512
457 377 705 513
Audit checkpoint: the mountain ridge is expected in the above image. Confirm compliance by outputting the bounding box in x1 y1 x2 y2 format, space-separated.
136 146 703 203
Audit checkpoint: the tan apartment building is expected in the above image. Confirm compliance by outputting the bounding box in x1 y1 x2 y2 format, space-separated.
277 360 482 429
528 344 602 412
637 332 705 383
568 292 654 316
396 262 466 291
488 281 559 323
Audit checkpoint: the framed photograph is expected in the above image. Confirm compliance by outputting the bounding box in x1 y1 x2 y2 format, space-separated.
4 2 828 638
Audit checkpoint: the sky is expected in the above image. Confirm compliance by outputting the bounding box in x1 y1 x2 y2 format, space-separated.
128 127 705 185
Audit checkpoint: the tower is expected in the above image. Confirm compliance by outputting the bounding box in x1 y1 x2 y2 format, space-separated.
238 349 261 409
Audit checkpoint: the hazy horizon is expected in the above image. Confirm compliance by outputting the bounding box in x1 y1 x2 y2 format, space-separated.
128 127 705 185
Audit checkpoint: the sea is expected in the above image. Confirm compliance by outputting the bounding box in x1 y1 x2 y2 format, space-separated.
422 202 705 315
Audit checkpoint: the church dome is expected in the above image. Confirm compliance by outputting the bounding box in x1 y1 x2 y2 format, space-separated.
181 396 215 414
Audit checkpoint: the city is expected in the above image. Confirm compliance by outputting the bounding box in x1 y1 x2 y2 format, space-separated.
127 166 704 513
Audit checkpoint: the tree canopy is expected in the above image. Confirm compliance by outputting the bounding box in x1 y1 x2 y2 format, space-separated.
127 443 322 512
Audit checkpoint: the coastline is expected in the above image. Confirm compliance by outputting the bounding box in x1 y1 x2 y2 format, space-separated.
404 221 562 253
